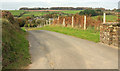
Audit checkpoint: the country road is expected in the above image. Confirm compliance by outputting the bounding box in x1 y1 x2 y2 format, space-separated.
28 30 118 69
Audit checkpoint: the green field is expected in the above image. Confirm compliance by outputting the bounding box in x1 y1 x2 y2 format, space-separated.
9 10 118 22
27 26 100 42
92 15 118 22
9 10 26 16
56 10 83 14
9 10 83 17
22 11 50 17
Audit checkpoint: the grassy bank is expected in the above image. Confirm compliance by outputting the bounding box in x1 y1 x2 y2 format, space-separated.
2 18 31 70
27 26 100 42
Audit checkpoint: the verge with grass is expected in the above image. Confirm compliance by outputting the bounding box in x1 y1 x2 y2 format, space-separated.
2 18 31 70
27 26 100 42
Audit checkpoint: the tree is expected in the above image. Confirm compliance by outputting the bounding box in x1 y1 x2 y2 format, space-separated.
116 9 120 12
79 9 98 16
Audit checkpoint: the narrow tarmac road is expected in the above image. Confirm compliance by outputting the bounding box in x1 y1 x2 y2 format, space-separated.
28 30 118 69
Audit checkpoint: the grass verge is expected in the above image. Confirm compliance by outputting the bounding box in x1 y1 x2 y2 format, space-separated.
27 25 100 42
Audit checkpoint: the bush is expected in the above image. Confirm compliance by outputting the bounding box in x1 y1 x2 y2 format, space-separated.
116 9 120 12
33 24 37 27
79 9 103 16
97 16 103 22
24 24 29 27
36 19 41 24
43 14 58 19
17 18 26 27
26 16 32 20
2 11 15 24
36 19 46 26
24 24 37 27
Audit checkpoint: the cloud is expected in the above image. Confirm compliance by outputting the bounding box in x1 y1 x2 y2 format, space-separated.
0 0 119 10
1 0 119 2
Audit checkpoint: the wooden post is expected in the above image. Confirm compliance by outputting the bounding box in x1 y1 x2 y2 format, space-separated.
58 16 59 20
49 19 51 25
58 16 59 24
38 24 40 27
53 18 55 25
63 18 65 27
44 23 46 26
103 13 106 23
44 20 46 26
46 20 48 25
72 16 74 28
84 16 86 30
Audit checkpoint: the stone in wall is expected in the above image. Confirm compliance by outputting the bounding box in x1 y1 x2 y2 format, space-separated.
100 23 120 47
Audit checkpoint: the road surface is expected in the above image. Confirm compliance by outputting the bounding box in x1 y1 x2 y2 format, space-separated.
28 30 118 69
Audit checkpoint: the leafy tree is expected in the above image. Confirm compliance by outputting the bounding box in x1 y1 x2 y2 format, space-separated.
96 9 102 12
116 9 120 12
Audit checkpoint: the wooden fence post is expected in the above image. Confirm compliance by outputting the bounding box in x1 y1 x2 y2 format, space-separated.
46 20 48 25
84 16 86 30
63 18 65 27
53 18 54 21
103 13 106 23
58 16 59 20
72 16 74 28
58 16 59 24
44 23 46 26
49 19 51 25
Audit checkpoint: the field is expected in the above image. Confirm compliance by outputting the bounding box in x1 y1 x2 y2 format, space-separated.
9 10 118 22
9 10 83 17
92 15 118 22
9 10 25 16
27 25 100 42
57 10 83 14
22 11 50 17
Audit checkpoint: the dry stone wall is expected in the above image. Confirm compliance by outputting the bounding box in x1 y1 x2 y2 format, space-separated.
100 23 120 47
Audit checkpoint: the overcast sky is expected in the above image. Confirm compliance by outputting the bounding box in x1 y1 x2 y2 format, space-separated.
0 0 120 10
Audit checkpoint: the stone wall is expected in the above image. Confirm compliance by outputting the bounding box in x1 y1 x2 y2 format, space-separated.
100 23 120 47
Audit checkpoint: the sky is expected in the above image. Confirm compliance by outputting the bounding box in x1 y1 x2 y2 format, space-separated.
0 0 120 10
